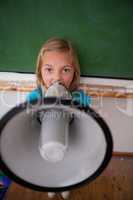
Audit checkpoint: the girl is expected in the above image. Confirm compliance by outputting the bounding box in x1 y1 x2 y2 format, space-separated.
27 37 91 199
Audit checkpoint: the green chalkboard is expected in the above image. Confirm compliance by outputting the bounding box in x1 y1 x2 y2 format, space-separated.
0 0 133 79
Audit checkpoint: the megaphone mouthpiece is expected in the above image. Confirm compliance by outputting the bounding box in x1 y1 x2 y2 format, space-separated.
45 81 72 99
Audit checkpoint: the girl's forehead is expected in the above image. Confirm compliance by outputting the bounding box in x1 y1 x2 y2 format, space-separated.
41 51 74 65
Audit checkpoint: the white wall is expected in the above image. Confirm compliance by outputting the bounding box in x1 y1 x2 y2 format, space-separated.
91 97 133 152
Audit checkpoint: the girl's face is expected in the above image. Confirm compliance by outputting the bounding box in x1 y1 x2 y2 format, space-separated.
41 51 75 90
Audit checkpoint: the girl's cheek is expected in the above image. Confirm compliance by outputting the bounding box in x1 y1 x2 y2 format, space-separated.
45 78 52 87
62 75 73 88
42 75 51 87
66 74 74 82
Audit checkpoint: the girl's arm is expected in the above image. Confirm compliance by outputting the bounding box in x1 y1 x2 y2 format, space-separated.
26 87 42 102
26 88 91 107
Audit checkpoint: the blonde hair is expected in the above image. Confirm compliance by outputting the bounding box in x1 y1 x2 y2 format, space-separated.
36 37 80 91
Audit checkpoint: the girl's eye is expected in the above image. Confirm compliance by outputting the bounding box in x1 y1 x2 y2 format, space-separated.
44 68 53 73
63 67 72 73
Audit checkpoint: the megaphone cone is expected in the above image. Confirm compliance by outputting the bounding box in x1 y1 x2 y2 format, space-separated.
0 97 113 192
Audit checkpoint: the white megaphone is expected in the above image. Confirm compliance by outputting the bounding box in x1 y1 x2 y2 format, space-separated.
0 81 113 192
